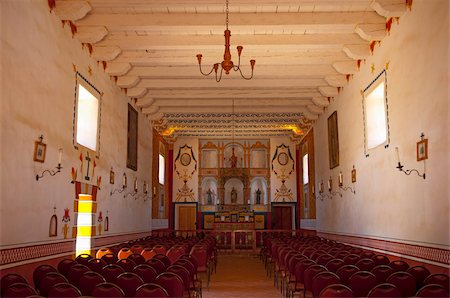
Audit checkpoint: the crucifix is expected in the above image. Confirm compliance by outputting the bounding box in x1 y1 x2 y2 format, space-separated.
85 152 91 181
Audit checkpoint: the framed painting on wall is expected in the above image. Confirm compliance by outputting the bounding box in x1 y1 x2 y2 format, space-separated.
127 104 138 170
327 111 339 169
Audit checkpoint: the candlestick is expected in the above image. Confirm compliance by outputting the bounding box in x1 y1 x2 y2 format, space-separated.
339 171 343 186
328 178 332 191
395 147 400 164
58 148 63 164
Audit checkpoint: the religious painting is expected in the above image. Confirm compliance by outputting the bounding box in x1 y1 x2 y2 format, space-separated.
327 111 339 169
417 139 428 161
109 168 115 184
351 167 357 183
34 140 47 163
203 214 214 230
127 104 138 171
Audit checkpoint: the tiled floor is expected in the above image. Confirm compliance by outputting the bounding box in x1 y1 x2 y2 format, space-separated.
203 253 280 298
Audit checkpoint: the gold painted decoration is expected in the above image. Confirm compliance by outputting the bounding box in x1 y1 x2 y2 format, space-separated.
271 144 295 181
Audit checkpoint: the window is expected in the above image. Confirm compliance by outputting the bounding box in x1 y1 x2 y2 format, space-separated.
363 70 389 154
302 154 309 185
74 73 101 152
158 154 165 184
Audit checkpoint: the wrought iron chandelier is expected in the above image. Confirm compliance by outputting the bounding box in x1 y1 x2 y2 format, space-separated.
196 0 255 82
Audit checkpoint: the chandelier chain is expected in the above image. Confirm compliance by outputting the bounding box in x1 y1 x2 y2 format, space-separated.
226 0 229 29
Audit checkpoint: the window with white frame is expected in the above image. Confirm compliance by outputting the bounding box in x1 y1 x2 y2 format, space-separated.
74 74 101 152
158 154 165 184
363 70 389 154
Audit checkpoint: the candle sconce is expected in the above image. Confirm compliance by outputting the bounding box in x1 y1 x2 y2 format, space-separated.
36 143 63 181
395 133 427 179
328 176 342 197
110 173 127 196
338 168 356 194
124 178 138 199
316 180 331 201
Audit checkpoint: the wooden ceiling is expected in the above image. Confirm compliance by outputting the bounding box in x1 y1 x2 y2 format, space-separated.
51 0 410 141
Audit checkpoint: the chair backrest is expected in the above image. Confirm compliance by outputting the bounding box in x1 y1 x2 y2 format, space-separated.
117 247 133 260
135 283 169 297
294 259 316 284
325 258 345 273
189 248 208 272
312 271 341 297
343 254 361 265
406 265 431 290
141 248 157 261
153 254 171 268
334 251 350 260
96 247 113 259
115 272 144 297
3 282 38 297
336 265 359 286
319 283 354 297
372 254 390 266
146 258 167 275
423 273 449 290
87 258 108 274
128 253 146 265
355 258 376 272
304 264 328 292
367 283 401 297
1 273 28 296
91 282 125 297
167 264 191 291
155 272 184 298
348 271 378 297
133 264 159 284
131 244 144 254
100 253 118 265
416 283 449 298
33 264 58 289
153 244 167 255
360 251 375 259
66 264 90 288
389 260 410 272
116 258 137 272
57 259 77 277
47 282 82 297
386 271 416 297
166 246 185 264
75 253 93 265
78 271 105 296
316 254 335 266
101 264 125 283
371 265 395 283
39 272 69 297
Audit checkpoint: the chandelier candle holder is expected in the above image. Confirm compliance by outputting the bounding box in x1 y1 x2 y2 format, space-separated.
196 0 255 82
338 170 356 194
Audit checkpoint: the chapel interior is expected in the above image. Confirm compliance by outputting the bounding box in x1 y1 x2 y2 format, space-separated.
0 0 449 297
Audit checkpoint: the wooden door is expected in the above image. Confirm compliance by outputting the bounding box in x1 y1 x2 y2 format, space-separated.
178 206 197 231
272 206 292 230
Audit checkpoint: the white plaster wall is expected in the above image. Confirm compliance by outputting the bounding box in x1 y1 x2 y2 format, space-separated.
173 138 199 202
314 0 449 248
270 138 297 202
0 1 153 246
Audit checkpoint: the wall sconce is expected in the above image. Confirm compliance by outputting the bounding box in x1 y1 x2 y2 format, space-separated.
395 134 426 179
124 178 138 199
316 180 331 201
110 173 127 196
36 147 63 181
329 176 342 197
338 169 356 194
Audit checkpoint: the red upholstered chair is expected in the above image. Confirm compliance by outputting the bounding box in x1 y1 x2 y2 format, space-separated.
360 251 375 259
367 283 401 297
33 264 58 290
91 282 125 298
336 265 359 286
416 283 449 298
78 271 105 296
96 247 113 259
75 253 93 265
66 264 90 288
146 258 167 275
100 253 118 265
131 244 144 254
372 254 390 266
2 283 38 297
371 265 395 283
348 271 378 297
39 272 69 297
101 264 125 283
355 258 376 272
287 258 316 298
304 264 328 297
116 258 137 272
167 264 191 296
47 282 82 297
190 247 211 287
87 258 108 274
117 247 133 260
0 273 28 296
135 283 169 297
166 246 185 264
312 271 341 297
153 244 167 255
325 258 345 273
153 254 172 268
386 271 416 297
423 273 449 290
141 248 157 261
128 253 146 265
349 247 363 255
389 260 410 272
343 254 361 265
155 272 184 298
319 283 354 297
133 264 159 284
174 258 201 295
334 251 350 260
302 247 316 258
57 259 77 277
406 265 431 290
316 254 335 267
115 272 144 297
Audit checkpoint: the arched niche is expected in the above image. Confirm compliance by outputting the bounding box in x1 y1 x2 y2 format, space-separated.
49 214 57 237
224 178 244 204
224 143 244 168
201 177 218 205
250 177 268 205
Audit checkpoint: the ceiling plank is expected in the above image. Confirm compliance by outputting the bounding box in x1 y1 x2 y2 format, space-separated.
54 0 92 21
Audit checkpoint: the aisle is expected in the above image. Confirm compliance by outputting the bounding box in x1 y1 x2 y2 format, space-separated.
203 253 280 298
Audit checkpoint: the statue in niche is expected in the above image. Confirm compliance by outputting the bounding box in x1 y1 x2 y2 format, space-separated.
255 188 262 205
231 187 237 204
206 188 215 205
230 147 238 168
